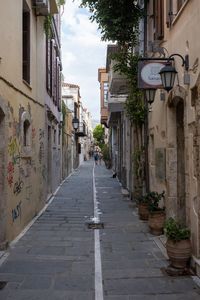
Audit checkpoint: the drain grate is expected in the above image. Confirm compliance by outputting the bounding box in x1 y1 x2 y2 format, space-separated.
0 281 7 290
87 222 104 229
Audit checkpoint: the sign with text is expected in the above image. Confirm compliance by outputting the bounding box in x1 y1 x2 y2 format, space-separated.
138 60 168 89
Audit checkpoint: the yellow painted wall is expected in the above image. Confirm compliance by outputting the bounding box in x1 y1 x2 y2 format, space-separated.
0 0 47 243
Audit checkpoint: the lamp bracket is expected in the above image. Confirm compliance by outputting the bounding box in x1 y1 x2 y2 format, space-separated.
168 53 189 71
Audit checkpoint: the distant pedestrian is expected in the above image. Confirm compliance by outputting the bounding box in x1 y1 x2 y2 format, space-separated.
94 151 99 165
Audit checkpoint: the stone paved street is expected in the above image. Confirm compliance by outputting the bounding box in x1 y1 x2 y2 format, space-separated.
0 160 200 299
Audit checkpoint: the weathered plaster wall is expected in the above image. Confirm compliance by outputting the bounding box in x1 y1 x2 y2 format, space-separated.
0 83 46 242
149 0 200 258
0 0 47 244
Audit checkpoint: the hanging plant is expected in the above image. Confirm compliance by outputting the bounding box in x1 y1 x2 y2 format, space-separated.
44 0 66 37
57 0 65 6
44 14 53 38
110 50 147 125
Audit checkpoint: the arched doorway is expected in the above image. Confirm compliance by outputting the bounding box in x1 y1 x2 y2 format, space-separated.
167 87 187 224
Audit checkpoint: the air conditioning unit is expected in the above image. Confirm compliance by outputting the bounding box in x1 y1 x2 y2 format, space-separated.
35 0 50 16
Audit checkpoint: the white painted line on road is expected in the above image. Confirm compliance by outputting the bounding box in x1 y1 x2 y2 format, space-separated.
0 252 9 267
93 163 104 300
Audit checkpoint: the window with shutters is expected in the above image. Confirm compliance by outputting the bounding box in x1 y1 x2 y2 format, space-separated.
153 0 164 40
46 38 52 96
22 1 30 84
103 82 109 107
46 17 61 109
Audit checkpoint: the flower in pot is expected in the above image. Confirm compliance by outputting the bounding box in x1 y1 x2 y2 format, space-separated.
136 194 150 221
164 217 191 269
147 191 165 235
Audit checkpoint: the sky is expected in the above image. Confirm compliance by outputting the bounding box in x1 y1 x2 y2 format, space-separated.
61 0 108 121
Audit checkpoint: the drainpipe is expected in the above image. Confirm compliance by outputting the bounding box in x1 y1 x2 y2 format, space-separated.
143 0 150 193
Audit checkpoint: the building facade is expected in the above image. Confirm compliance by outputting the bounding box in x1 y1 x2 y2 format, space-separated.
145 0 200 274
0 0 61 248
62 83 93 171
105 45 133 190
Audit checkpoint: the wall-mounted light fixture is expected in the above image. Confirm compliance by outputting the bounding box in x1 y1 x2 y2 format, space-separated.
145 89 156 105
159 54 189 92
72 117 79 131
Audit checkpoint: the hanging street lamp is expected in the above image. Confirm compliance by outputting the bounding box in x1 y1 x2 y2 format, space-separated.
72 117 79 131
159 54 189 92
145 89 156 105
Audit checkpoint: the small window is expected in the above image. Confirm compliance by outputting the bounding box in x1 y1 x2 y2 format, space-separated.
21 111 32 157
103 82 109 107
23 119 30 146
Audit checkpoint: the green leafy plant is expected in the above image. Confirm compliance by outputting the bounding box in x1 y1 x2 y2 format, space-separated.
93 124 105 147
136 194 150 205
44 14 53 37
44 0 66 37
101 144 110 161
164 218 191 242
147 191 165 212
80 0 143 44
101 144 111 168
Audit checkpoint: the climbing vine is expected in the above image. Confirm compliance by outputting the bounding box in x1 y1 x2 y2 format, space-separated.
79 0 146 196
111 50 146 125
44 0 66 37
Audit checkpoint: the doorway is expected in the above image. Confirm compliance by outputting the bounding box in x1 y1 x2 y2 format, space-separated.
176 101 186 223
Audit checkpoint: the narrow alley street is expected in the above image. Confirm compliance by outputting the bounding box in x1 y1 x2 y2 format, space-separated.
0 160 200 300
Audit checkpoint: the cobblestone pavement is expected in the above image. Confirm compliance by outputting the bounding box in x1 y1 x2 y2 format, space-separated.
0 160 200 299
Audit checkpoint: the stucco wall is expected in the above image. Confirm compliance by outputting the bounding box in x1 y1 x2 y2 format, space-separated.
148 0 200 257
0 0 47 244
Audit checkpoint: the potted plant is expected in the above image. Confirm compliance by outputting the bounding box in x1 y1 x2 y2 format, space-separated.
164 217 192 269
136 194 150 221
147 191 165 235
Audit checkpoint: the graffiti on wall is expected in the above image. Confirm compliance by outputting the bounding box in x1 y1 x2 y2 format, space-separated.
13 178 24 195
26 185 32 201
39 129 45 164
32 127 36 140
12 201 22 222
8 137 20 165
7 161 14 187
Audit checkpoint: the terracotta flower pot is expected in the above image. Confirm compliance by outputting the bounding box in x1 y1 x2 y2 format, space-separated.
138 203 149 220
166 238 192 269
148 211 165 235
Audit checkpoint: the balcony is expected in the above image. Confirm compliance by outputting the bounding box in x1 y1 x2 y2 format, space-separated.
106 45 129 95
75 122 87 137
109 60 129 95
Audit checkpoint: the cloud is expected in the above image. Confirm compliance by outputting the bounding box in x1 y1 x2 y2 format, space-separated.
61 0 108 120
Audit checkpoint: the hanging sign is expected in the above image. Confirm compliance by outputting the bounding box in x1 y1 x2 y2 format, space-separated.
138 59 169 89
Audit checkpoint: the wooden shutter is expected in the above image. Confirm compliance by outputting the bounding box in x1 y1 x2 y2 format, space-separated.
23 11 30 83
46 38 52 95
154 0 164 40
